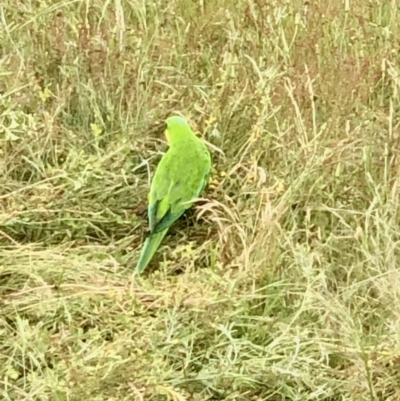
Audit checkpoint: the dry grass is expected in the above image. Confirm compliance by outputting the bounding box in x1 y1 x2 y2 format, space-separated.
1 0 400 400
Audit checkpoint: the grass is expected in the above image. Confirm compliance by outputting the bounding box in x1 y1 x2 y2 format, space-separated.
1 0 400 399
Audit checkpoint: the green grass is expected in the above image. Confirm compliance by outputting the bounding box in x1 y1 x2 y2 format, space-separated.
1 0 400 399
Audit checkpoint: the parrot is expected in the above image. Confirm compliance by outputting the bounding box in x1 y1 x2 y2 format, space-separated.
135 115 212 274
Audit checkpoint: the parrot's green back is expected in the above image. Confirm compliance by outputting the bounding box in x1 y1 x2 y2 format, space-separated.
135 116 211 274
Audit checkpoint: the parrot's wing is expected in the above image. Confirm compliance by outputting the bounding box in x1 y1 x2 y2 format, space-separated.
148 147 211 234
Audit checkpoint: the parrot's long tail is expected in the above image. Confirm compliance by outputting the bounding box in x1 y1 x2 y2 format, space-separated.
135 228 168 274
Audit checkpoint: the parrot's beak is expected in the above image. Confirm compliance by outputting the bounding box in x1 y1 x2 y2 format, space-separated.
165 129 171 143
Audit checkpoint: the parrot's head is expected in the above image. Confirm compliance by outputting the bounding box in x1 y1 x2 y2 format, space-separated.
165 116 193 145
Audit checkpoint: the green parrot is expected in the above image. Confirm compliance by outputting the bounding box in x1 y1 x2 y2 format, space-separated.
135 115 211 274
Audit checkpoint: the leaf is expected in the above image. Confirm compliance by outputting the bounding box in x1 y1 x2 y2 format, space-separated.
5 365 19 380
39 87 53 102
4 128 19 141
90 123 102 137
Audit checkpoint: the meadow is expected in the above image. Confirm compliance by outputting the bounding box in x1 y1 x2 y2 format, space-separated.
1 0 400 400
